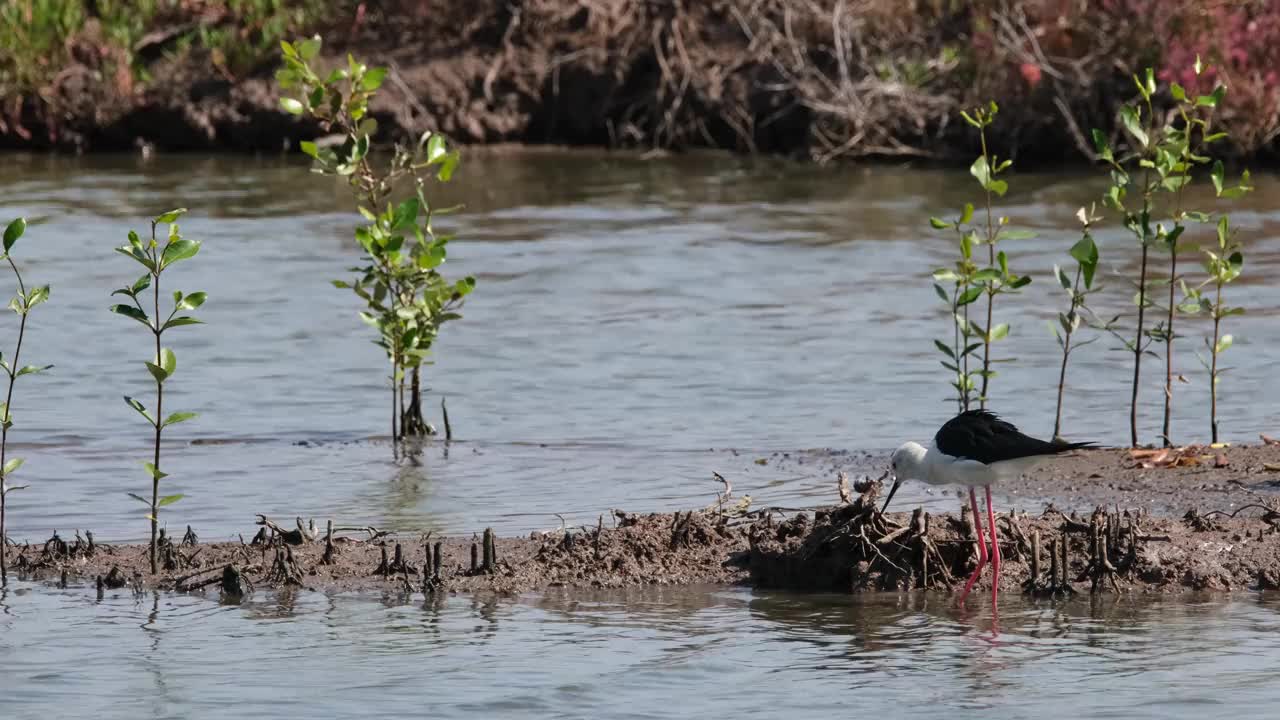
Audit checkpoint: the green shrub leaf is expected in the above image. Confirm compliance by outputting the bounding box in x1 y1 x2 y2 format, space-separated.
3 217 25 252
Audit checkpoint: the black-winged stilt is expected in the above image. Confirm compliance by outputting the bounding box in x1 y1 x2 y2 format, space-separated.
882 410 1092 605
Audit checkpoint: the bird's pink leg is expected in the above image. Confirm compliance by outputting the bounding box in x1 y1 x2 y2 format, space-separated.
957 487 989 604
986 485 1001 608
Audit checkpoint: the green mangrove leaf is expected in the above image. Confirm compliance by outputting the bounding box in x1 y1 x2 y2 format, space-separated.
1217 334 1233 353
957 286 983 306
115 246 156 272
281 97 305 115
392 198 420 231
929 217 949 230
124 396 156 426
989 323 1009 341
163 412 198 427
178 291 207 310
1091 129 1113 161
127 492 151 505
163 316 203 330
1196 85 1226 108
2 457 23 475
109 304 152 329
362 67 387 91
15 364 52 378
969 156 990 187
1119 105 1147 147
426 134 447 163
1069 234 1098 266
1054 265 1071 290
145 361 169 384
437 151 460 182
160 348 177 376
158 494 184 507
298 36 321 61
154 208 187 225
161 239 201 268
26 285 49 309
143 462 168 480
3 217 25 252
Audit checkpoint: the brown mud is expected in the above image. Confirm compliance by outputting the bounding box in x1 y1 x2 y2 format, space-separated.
9 445 1280 599
781 444 1280 515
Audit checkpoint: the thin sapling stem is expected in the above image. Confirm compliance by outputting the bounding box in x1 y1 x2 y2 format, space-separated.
0 218 52 585
109 209 206 574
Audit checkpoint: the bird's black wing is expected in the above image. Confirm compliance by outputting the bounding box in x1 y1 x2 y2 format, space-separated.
934 410 1091 464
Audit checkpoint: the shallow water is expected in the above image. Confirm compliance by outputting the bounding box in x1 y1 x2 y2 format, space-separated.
2 151 1280 715
1 151 1278 540
4 581 1280 719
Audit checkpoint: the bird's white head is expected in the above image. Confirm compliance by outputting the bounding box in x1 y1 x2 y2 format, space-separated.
890 441 929 481
881 441 929 515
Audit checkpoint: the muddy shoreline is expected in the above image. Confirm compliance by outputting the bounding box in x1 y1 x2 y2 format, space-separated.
6 2 1278 165
9 446 1280 600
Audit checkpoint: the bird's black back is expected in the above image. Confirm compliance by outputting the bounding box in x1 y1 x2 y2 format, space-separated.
934 410 1092 464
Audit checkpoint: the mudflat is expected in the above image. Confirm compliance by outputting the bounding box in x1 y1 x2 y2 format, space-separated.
9 444 1280 599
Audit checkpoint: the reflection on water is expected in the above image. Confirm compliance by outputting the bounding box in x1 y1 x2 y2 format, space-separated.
3 581 1280 719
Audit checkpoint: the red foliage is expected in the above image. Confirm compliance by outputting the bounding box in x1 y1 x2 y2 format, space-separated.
1118 0 1280 149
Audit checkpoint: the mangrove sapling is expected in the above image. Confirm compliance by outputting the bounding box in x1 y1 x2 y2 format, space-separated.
1185 166 1251 443
1196 216 1245 444
108 209 206 574
1151 69 1228 447
0 218 52 585
1049 207 1102 441
277 36 476 443
930 204 981 412
1094 70 1161 448
1094 62 1247 446
929 101 1032 410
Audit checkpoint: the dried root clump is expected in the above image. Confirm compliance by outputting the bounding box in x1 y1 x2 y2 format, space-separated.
747 480 955 592
267 545 304 586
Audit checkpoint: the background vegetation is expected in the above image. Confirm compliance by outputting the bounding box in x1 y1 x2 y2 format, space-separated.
2 1 1279 165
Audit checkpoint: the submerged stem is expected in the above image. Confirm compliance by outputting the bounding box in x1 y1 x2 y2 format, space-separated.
1162 249 1177 447
979 127 995 410
1053 265 1084 440
952 284 962 414
0 255 28 585
150 225 163 576
1131 243 1149 448
1211 283 1223 443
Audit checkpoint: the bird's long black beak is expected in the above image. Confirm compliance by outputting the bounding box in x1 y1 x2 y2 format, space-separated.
880 474 902 515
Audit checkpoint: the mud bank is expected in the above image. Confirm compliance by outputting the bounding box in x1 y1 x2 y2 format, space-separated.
782 445 1280 515
10 446 1280 598
5 1 1279 164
